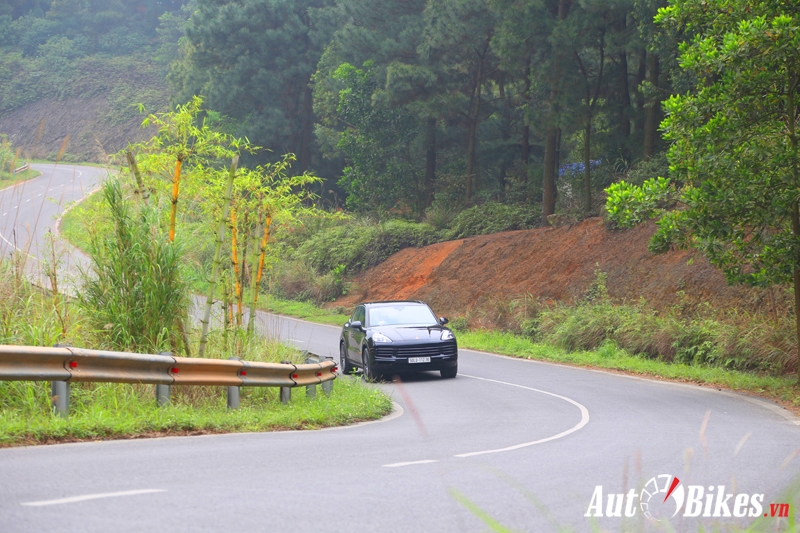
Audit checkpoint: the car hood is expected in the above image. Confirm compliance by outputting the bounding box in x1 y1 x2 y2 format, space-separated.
372 326 448 342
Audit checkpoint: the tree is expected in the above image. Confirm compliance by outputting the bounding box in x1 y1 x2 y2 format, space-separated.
609 1 800 380
174 0 332 172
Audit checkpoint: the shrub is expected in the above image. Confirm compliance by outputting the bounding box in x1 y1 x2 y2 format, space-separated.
446 202 539 239
294 219 440 274
78 178 189 353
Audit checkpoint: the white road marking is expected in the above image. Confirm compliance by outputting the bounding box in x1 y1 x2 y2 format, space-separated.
1 213 5 216
454 374 590 458
21 489 166 507
25 199 30 202
382 460 438 468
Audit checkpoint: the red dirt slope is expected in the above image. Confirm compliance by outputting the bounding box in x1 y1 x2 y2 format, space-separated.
334 217 770 323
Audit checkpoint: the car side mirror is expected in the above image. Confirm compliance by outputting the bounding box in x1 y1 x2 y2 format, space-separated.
351 320 363 329
439 317 448 325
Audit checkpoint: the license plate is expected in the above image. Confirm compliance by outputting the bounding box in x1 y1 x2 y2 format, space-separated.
408 357 431 364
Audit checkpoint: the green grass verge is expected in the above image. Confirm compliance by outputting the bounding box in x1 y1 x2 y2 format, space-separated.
0 376 391 448
456 330 800 409
263 297 350 326
59 185 104 251
0 168 41 190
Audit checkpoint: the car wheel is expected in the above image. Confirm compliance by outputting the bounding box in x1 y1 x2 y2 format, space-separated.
362 347 376 381
340 342 354 375
440 364 457 379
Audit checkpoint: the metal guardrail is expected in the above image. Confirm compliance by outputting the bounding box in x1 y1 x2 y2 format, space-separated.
12 163 30 174
0 345 337 416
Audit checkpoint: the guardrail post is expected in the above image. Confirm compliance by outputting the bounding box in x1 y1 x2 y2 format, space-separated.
305 352 317 399
227 357 240 409
322 356 334 397
280 360 292 404
51 381 69 417
51 343 70 416
156 352 172 407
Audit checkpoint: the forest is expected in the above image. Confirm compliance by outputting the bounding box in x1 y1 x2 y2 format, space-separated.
1 0 674 222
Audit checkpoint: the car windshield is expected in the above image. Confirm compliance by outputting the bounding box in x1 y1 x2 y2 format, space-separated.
368 305 437 326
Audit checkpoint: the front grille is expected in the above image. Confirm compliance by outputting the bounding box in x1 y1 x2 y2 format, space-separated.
376 342 456 359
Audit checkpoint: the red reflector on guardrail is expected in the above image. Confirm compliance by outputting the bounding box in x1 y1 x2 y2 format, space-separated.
240 371 247 376
171 368 180 373
332 367 338 373
316 372 322 377
69 361 78 368
292 374 298 378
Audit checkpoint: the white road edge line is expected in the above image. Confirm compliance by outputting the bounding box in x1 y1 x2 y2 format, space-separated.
21 489 166 507
382 460 439 468
454 374 590 458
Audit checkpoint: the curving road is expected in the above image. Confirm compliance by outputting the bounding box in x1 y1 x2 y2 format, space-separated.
0 164 798 532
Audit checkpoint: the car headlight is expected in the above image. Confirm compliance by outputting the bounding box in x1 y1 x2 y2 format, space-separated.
373 332 393 343
441 330 454 341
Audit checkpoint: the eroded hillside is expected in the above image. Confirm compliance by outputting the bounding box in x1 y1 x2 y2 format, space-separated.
334 218 776 325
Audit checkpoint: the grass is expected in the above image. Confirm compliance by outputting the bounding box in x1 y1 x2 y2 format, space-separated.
0 168 40 189
456 329 800 410
59 185 105 251
0 376 392 447
263 297 350 326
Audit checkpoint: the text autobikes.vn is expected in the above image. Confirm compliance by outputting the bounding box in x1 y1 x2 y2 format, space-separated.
585 476 789 521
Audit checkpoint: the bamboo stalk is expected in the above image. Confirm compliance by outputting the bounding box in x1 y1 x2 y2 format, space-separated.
198 156 239 358
169 159 182 242
231 208 242 326
125 151 148 205
237 212 250 327
247 213 271 334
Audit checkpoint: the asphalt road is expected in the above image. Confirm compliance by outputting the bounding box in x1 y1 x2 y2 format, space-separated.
1 164 799 532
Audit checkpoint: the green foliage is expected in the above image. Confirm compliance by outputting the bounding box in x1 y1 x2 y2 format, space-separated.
77 178 189 353
652 3 800 290
446 202 539 239
604 176 674 228
293 218 440 274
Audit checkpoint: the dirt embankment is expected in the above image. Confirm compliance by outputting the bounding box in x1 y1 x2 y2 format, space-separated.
334 218 776 324
0 96 154 163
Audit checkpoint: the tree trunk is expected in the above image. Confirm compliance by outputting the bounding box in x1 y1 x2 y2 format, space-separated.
788 71 800 383
543 128 558 224
644 53 660 159
521 61 532 182
542 0 571 225
466 52 485 205
424 117 436 210
298 83 313 174
635 49 647 135
199 156 239 358
618 49 631 157
584 121 592 214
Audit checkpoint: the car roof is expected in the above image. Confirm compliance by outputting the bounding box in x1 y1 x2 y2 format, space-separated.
360 300 427 307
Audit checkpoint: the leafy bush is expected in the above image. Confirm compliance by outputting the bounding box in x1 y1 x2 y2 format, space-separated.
294 219 440 274
270 260 348 304
446 202 539 239
605 177 675 228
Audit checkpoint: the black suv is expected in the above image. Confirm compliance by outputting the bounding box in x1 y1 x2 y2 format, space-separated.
339 301 458 380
